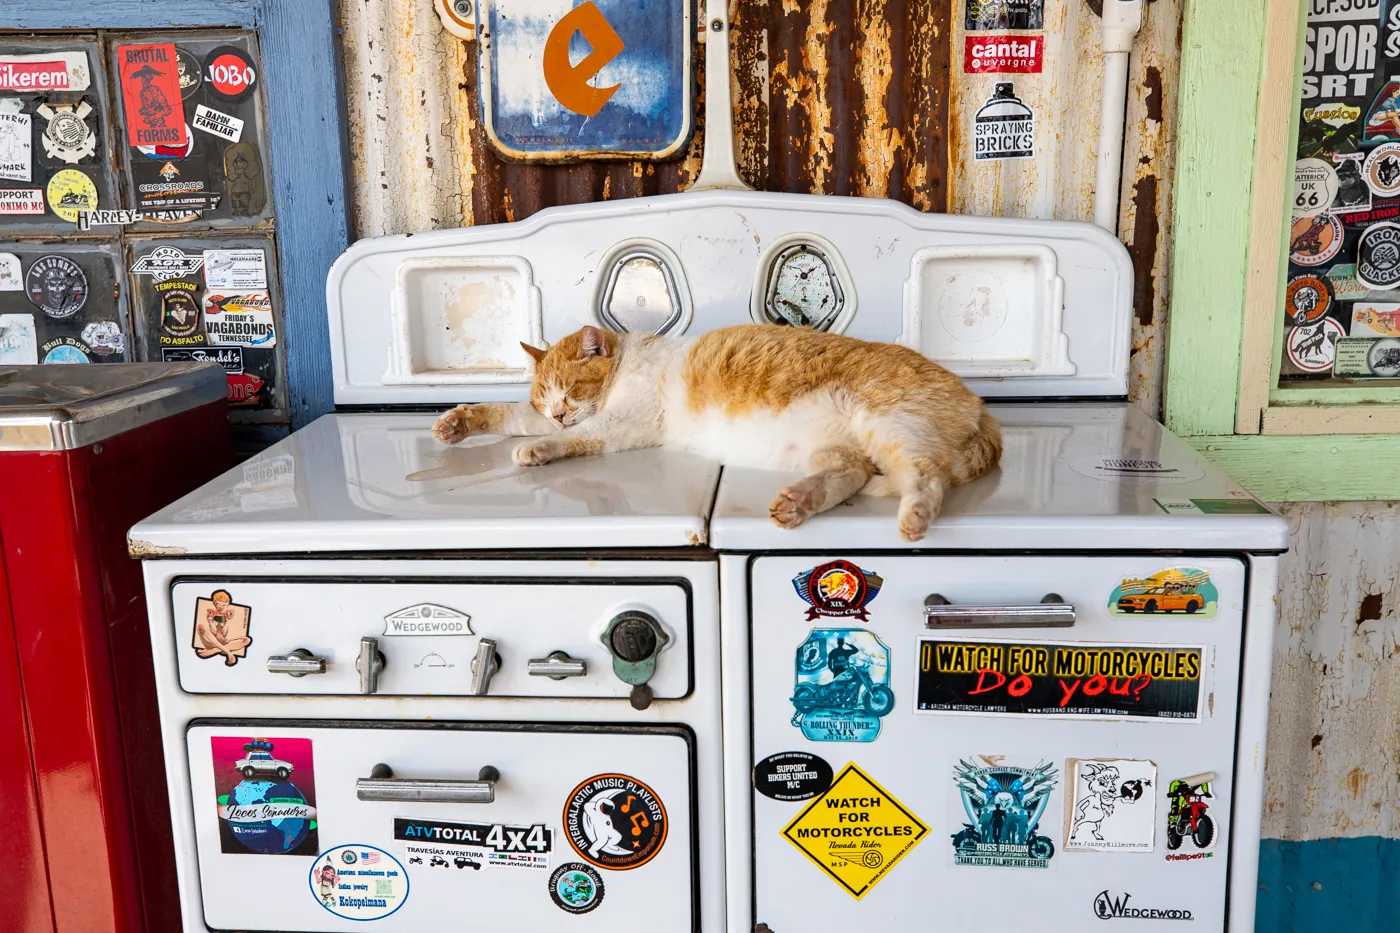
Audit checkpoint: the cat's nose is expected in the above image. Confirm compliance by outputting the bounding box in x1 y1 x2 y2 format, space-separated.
553 412 567 424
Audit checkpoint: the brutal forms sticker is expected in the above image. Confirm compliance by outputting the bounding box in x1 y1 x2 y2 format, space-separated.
563 773 667 871
754 751 834 802
1356 222 1400 289
117 44 187 149
1109 566 1219 617
1284 274 1332 325
1289 211 1344 265
382 603 472 636
211 736 318 855
951 756 1058 868
395 817 552 871
964 35 1043 74
312 845 408 921
191 588 252 666
1166 771 1217 860
915 638 1204 721
1294 157 1338 215
974 83 1034 160
1068 455 1206 486
1066 759 1156 851
37 102 96 164
205 46 259 103
25 254 87 318
793 560 883 621
549 863 604 914
782 763 928 900
792 629 894 743
1286 319 1345 373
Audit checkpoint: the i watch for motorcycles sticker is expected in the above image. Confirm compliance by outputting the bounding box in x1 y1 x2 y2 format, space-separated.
915 637 1204 721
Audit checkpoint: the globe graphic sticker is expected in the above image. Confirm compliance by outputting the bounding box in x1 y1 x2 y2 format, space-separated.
211 736 319 856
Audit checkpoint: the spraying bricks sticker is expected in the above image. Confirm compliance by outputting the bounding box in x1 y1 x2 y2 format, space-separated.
754 751 834 802
191 588 252 666
964 35 1043 74
0 110 32 182
395 817 552 871
312 845 408 921
192 104 244 143
791 629 894 743
951 755 1058 868
1109 566 1218 617
1165 771 1217 860
1068 455 1206 486
549 863 604 914
563 773 667 871
792 560 882 621
1066 758 1156 852
965 0 1043 30
117 44 187 149
783 763 928 900
915 638 1204 721
974 82 1033 160
211 735 318 855
0 52 90 92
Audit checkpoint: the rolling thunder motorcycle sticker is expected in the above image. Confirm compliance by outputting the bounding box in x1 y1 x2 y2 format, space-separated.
791 629 894 743
792 560 882 620
211 736 317 856
1166 771 1217 861
563 773 667 870
1066 759 1156 852
951 756 1058 869
312 845 408 921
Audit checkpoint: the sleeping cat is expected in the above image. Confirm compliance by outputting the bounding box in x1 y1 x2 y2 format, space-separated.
432 324 1001 541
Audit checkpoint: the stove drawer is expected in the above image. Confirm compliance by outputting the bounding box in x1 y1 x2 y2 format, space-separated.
747 555 1246 932
173 578 691 699
187 721 695 932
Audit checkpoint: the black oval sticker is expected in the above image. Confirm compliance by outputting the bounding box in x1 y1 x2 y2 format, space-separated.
753 752 834 802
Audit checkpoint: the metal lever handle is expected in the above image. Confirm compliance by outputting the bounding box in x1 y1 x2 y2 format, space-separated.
527 651 587 679
267 649 328 677
356 763 500 803
469 638 500 695
924 593 1076 629
356 636 385 694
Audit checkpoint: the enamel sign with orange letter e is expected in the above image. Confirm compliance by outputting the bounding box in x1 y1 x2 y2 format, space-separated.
478 0 694 161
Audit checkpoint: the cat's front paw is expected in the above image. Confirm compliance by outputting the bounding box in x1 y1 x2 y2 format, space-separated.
513 440 557 467
769 484 815 529
432 406 474 445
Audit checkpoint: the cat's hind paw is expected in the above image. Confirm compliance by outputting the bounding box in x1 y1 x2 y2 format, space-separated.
769 484 815 529
513 440 556 467
432 407 473 445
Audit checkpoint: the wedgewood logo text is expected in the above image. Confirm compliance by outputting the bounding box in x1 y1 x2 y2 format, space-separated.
1094 891 1193 921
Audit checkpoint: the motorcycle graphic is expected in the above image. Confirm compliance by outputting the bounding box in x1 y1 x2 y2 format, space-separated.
792 656 894 715
790 629 894 742
1166 779 1215 851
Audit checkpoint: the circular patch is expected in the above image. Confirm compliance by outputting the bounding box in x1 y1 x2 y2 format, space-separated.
548 863 605 915
41 336 91 364
138 123 195 159
159 285 202 337
204 46 258 102
25 254 88 318
45 169 98 223
310 845 408 921
563 773 667 871
81 321 124 355
753 751 834 802
1286 318 1345 373
1357 222 1400 289
1294 157 1339 216
43 107 95 163
1289 212 1344 266
1284 274 1332 325
1364 141 1400 197
175 47 203 99
1369 337 1400 377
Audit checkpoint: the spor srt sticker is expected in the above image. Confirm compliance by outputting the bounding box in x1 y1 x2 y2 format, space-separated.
793 560 883 621
312 845 408 921
191 588 252 666
951 755 1058 868
211 735 318 855
549 863 605 914
1109 566 1219 617
563 773 667 870
791 628 894 743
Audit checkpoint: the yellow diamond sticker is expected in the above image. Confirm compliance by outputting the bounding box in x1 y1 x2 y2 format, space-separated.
782 762 929 900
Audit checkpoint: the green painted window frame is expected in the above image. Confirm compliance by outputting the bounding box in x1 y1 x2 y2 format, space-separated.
1164 0 1400 501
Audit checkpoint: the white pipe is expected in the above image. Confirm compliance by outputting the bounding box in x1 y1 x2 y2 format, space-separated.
1092 0 1145 232
690 0 753 190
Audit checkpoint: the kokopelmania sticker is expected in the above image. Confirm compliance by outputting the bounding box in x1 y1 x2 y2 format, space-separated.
783 763 928 900
224 141 266 216
1334 335 1400 378
0 109 32 182
45 168 97 223
915 638 1204 721
1068 455 1206 486
1109 567 1218 617
41 336 90 364
37 102 96 164
563 773 667 870
965 0 1043 30
1284 274 1332 325
1356 222 1400 290
1165 772 1217 860
1285 319 1345 374
312 845 408 921
754 751 835 803
791 629 894 742
792 560 883 621
974 83 1034 161
395 817 552 872
1066 759 1156 852
212 736 318 855
0 313 38 365
951 756 1058 868
191 588 252 666
1293 157 1339 216
549 862 605 914
25 254 87 318
1289 211 1344 266
116 44 187 150
1352 303 1400 337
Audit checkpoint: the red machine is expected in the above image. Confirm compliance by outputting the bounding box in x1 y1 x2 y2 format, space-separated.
0 364 230 933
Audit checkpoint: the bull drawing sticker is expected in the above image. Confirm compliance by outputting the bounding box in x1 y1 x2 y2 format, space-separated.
1065 759 1157 852
191 588 252 666
211 736 318 856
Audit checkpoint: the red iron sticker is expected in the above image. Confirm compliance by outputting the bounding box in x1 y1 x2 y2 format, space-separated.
117 44 188 150
964 35 1043 74
792 560 884 621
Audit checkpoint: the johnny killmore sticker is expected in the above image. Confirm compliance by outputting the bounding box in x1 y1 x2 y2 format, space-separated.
974 82 1033 160
563 773 667 870
754 751 834 802
549 863 604 914
1066 759 1156 852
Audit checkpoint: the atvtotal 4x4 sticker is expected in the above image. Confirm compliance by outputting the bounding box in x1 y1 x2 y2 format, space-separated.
791 628 894 742
563 773 667 870
1065 758 1156 852
395 817 551 871
312 845 408 921
1108 566 1218 618
915 638 1204 721
211 735 317 855
951 756 1057 868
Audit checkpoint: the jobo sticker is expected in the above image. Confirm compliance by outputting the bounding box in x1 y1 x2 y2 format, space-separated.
211 736 318 856
205 46 259 103
791 629 894 743
312 845 408 921
563 773 667 870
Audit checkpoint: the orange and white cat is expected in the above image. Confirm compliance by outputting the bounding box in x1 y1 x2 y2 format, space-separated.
432 324 1001 541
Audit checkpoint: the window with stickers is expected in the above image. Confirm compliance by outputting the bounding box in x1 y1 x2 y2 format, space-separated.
0 33 285 425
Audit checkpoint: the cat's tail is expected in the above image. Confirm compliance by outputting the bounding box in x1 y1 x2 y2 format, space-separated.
949 409 1002 486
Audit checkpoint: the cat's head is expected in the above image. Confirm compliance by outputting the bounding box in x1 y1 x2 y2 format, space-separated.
521 325 619 427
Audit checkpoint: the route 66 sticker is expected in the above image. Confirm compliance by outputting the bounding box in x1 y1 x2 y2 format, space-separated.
1294 158 1338 217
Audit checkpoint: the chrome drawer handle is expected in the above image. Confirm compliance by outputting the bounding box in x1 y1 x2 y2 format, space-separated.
356 763 499 803
469 638 500 696
356 636 386 695
266 649 328 676
527 651 588 679
924 593 1076 628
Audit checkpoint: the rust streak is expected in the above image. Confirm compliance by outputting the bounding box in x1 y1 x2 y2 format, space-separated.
1129 174 1160 327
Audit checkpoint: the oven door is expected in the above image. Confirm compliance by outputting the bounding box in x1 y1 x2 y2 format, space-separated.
748 555 1246 931
187 721 696 931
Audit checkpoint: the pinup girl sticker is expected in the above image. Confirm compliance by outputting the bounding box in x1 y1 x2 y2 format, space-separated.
192 588 252 666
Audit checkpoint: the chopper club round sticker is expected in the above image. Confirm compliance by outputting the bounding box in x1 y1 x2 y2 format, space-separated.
563 773 667 870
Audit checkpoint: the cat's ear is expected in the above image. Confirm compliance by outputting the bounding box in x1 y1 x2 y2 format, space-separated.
580 325 610 358
520 342 548 364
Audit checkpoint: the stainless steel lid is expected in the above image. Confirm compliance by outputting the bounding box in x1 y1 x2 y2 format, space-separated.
0 363 227 451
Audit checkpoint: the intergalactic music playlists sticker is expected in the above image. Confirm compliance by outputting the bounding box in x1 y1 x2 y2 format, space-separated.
1066 759 1157 852
25 254 87 318
191 588 252 666
1284 274 1332 325
915 637 1204 721
211 736 318 855
549 863 604 914
116 44 187 150
754 752 834 802
312 845 408 921
1289 211 1344 266
563 774 667 870
951 756 1058 868
792 560 883 621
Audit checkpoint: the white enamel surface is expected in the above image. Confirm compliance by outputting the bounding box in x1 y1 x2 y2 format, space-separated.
173 578 691 698
711 403 1289 552
143 557 724 933
327 190 1133 403
130 413 721 555
743 555 1245 931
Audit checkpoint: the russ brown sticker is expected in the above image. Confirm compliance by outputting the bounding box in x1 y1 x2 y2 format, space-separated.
563 774 667 870
212 736 317 855
915 638 1204 721
792 560 883 620
1289 211 1343 266
192 588 252 666
952 755 1058 868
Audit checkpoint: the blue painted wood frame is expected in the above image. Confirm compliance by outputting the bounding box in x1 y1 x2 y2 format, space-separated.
2 0 351 428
